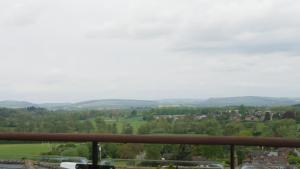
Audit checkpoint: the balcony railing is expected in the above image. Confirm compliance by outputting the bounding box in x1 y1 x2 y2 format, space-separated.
1 132 300 169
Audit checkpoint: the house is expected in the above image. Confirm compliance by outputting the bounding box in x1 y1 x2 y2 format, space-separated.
245 115 259 121
194 115 208 120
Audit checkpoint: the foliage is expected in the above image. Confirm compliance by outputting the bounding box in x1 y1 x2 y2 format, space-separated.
1 105 300 161
122 123 133 134
288 152 300 167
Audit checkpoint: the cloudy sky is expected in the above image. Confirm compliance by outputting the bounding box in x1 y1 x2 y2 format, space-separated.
0 0 300 102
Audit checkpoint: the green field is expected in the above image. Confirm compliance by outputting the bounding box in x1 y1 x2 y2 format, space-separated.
0 143 53 160
105 117 147 134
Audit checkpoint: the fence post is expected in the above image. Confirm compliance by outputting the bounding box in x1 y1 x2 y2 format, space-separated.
230 145 235 169
92 141 99 169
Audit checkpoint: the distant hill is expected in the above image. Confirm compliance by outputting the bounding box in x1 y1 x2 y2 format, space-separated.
0 99 158 110
38 103 72 110
0 96 299 110
0 100 37 109
293 104 300 108
158 99 205 106
199 96 299 107
69 99 158 109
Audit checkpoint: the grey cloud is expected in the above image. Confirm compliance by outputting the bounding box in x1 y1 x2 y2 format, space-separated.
85 20 176 40
1 0 300 101
0 1 46 28
84 0 300 55
173 24 300 55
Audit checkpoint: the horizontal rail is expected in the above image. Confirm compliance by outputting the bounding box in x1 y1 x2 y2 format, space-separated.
1 132 300 147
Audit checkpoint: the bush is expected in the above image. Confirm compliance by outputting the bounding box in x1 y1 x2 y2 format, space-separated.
61 148 78 156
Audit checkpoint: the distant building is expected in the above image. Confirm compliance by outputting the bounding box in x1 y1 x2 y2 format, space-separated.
263 111 273 121
194 115 208 120
245 115 259 121
282 111 296 119
154 115 186 120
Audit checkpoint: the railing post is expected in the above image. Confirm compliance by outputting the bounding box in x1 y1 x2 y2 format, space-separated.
92 141 99 169
230 145 235 169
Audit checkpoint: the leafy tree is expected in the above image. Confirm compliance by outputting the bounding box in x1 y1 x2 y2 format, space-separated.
61 148 78 157
82 120 95 133
118 144 144 159
102 143 120 158
192 145 226 159
76 144 89 158
270 119 297 137
288 151 300 168
130 110 137 117
95 117 106 132
223 122 243 136
174 145 192 161
111 123 118 134
239 129 252 136
145 144 162 160
203 119 222 135
252 123 267 136
138 124 151 134
122 123 133 134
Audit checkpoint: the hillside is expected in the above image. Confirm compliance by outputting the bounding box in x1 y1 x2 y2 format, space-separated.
294 104 300 108
70 99 158 109
158 99 204 106
0 101 37 109
200 96 298 107
0 97 299 110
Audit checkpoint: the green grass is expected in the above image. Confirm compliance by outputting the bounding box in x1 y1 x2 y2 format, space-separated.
0 143 53 160
115 118 146 134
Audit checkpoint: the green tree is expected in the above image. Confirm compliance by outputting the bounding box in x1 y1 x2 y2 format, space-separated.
270 119 297 137
95 117 106 132
111 123 118 134
76 144 89 158
238 105 247 116
118 144 144 159
174 145 192 161
130 110 137 117
61 148 78 157
145 144 162 160
223 122 243 136
122 123 133 134
192 145 226 159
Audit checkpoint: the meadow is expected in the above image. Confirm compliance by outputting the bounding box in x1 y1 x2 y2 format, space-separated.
0 143 53 159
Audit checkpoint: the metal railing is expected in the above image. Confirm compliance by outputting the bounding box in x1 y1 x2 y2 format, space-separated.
1 132 300 169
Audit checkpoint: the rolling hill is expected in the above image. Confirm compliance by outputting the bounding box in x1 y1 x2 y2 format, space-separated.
69 99 158 109
0 96 299 110
0 101 37 109
198 96 298 107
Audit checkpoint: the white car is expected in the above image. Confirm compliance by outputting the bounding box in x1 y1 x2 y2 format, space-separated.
60 162 78 169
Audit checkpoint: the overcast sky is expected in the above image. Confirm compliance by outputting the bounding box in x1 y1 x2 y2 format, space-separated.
0 0 300 102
